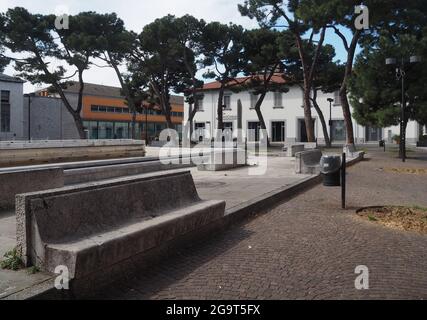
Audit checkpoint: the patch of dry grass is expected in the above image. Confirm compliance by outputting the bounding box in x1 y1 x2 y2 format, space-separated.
357 206 427 234
384 168 427 175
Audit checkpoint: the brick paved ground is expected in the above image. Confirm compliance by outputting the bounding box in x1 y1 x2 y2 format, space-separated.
92 148 427 300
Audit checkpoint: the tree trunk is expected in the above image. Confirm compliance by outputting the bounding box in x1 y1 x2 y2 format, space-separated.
73 112 87 139
311 90 331 147
150 81 173 129
340 90 355 145
163 97 173 129
303 85 315 142
108 53 137 139
32 47 87 139
217 86 225 131
254 92 270 147
340 30 361 147
131 112 137 139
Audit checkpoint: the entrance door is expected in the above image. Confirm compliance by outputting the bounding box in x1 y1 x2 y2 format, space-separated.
299 119 316 142
195 122 206 142
365 127 383 142
248 122 260 142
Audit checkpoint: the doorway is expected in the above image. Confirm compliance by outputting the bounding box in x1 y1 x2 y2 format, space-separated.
271 121 285 142
365 127 383 142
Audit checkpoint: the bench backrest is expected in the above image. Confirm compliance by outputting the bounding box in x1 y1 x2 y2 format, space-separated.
296 149 322 164
17 171 199 244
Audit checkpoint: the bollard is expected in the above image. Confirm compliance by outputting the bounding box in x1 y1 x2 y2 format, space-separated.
341 152 346 209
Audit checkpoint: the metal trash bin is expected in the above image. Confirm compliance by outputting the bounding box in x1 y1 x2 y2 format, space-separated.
320 155 342 187
379 140 385 147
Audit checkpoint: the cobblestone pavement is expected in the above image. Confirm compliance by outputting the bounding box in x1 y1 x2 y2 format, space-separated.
93 148 427 300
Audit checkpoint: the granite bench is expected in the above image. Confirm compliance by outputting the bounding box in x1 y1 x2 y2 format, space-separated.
295 149 322 174
197 148 247 171
16 171 225 280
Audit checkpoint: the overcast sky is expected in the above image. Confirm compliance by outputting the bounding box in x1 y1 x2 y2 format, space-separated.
1 0 349 93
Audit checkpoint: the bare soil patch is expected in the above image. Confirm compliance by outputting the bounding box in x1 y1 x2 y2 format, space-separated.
357 206 427 234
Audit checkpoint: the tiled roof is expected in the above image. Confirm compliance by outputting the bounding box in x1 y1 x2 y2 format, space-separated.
202 74 287 91
0 73 25 83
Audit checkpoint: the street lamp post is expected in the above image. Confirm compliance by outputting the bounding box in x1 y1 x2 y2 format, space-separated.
327 98 334 144
385 55 421 162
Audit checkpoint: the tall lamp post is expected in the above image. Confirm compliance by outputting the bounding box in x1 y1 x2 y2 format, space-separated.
327 98 334 144
385 55 422 162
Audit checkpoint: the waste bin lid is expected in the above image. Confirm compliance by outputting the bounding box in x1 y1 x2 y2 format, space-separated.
320 155 342 173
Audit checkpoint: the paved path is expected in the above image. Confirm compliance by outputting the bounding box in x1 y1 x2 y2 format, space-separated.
91 149 427 300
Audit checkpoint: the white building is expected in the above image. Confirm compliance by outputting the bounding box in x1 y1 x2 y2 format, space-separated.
183 76 423 146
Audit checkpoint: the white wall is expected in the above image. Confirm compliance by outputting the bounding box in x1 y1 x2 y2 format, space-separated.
184 85 421 145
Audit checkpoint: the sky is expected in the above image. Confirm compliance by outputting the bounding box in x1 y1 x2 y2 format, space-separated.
1 0 352 93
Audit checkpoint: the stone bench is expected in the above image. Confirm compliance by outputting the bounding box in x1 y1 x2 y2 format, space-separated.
197 148 247 171
16 171 225 280
283 144 305 157
0 167 64 211
295 149 322 174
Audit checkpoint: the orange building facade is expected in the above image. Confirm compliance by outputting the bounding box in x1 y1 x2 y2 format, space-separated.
37 82 184 141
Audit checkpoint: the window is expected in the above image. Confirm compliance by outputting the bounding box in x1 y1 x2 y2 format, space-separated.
250 93 259 109
91 105 129 113
331 120 346 141
223 95 231 110
171 112 184 117
84 121 99 139
114 122 129 139
196 96 204 112
334 91 341 106
274 92 283 108
1 91 11 132
271 121 285 142
98 121 114 139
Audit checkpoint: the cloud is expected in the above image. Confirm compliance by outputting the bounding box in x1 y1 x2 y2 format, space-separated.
2 0 258 93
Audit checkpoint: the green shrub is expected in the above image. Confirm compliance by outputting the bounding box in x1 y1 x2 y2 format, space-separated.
0 248 24 271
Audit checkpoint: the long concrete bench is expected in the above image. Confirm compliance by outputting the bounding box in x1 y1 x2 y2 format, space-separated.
64 157 199 185
295 149 322 174
0 168 64 211
16 171 225 280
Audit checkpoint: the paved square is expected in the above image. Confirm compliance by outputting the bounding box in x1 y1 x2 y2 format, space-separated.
89 149 427 300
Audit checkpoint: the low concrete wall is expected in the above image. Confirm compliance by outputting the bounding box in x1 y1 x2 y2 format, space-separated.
0 168 64 211
0 140 146 167
16 171 225 280
0 139 144 149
